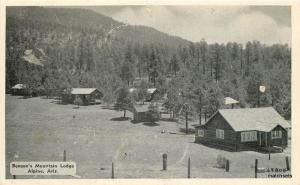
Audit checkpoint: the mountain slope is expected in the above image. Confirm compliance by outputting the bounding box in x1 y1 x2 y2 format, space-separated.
6 7 190 48
113 25 190 48
5 6 191 91
7 7 122 33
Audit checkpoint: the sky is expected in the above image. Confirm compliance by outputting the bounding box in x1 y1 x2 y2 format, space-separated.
87 6 291 45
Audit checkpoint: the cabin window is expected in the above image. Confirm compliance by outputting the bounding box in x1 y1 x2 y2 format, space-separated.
198 129 204 137
216 129 224 139
241 131 257 142
271 130 282 139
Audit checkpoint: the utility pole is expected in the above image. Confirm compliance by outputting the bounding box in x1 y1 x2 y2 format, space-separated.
185 110 188 134
258 85 266 107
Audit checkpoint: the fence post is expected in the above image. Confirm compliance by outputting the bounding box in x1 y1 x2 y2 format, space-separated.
286 156 290 171
111 162 114 179
225 160 230 172
162 153 167 170
63 150 66 161
187 157 191 178
255 159 258 178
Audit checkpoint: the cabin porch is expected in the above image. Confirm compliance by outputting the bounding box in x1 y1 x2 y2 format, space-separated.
237 129 287 153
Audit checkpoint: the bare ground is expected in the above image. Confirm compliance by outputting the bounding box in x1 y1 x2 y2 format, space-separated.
5 95 291 179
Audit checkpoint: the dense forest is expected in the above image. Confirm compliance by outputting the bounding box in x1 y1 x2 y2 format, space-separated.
6 7 291 120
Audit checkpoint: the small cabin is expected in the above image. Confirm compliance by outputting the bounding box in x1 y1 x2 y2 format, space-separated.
129 87 160 102
195 107 290 152
224 97 239 109
62 88 102 105
11 84 28 96
132 104 160 123
146 88 159 102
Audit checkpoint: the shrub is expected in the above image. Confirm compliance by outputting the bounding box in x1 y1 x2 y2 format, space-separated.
215 154 227 169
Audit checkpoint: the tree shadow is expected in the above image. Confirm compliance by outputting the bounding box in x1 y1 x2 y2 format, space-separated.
110 117 131 121
90 102 101 105
195 140 285 153
16 96 32 99
159 117 178 122
194 141 237 152
131 120 139 124
143 122 159 127
101 105 116 110
178 128 195 134
195 141 282 154
50 100 68 105
40 96 51 99
254 146 284 154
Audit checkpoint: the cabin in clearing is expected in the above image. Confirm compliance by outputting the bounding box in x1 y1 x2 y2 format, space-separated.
11 84 28 96
224 97 239 109
128 87 160 102
132 103 160 123
62 88 102 105
195 107 290 152
146 88 159 102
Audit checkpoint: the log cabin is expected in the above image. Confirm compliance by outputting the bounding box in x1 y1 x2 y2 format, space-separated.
146 88 159 102
132 103 160 123
62 88 102 105
11 84 28 96
195 107 290 152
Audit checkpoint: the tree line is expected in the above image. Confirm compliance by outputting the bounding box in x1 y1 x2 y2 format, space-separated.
6 12 291 120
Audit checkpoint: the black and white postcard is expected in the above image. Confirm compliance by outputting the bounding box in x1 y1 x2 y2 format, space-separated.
1 1 299 185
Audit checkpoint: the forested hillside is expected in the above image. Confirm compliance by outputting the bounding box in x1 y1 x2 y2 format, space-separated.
5 7 291 119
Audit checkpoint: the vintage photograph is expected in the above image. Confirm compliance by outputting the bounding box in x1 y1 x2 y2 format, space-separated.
5 5 291 179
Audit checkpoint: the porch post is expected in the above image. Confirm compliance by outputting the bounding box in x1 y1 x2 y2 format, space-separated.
259 132 261 146
268 132 271 160
235 132 239 151
265 132 267 146
268 132 271 147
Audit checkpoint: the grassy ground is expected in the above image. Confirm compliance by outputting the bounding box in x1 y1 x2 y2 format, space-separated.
5 95 291 179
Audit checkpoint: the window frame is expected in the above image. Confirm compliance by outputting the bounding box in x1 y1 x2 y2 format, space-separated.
241 131 257 142
216 129 224 139
271 130 282 139
197 129 204 137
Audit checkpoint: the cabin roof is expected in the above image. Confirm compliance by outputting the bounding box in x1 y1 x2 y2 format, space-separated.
134 104 149 112
199 107 290 132
147 88 158 94
224 97 239 104
11 84 27 89
71 88 99 95
129 88 137 93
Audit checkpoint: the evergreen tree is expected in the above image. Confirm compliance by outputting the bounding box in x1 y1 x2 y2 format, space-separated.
115 87 134 118
120 61 135 87
170 54 180 76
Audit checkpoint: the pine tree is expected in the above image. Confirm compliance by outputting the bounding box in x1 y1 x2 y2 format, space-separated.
115 87 134 118
170 54 179 76
199 39 208 75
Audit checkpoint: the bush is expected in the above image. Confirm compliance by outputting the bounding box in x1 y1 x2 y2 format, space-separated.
215 154 227 169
